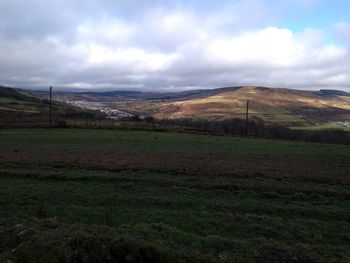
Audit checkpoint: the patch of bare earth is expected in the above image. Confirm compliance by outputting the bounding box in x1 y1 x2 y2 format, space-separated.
0 148 349 183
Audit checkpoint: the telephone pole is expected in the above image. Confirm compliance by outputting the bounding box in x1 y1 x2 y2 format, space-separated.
49 86 52 124
245 100 249 136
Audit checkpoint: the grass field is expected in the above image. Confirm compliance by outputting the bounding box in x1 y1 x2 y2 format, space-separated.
292 124 350 132
1 128 350 262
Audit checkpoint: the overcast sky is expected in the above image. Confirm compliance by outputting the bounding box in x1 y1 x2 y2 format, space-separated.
0 0 350 91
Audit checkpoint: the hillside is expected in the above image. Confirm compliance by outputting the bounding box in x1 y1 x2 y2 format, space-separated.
0 85 44 113
0 85 104 123
113 86 350 126
29 86 350 127
0 85 36 101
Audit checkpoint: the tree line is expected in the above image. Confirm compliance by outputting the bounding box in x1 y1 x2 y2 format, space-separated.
136 116 350 145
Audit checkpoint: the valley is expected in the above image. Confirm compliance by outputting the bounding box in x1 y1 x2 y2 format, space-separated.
34 86 350 128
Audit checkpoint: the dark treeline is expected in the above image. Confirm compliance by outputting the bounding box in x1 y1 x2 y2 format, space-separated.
0 104 105 124
145 116 350 145
1 107 349 144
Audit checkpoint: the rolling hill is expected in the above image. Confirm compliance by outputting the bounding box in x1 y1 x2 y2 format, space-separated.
0 85 43 113
0 85 104 123
111 86 350 126
9 85 350 127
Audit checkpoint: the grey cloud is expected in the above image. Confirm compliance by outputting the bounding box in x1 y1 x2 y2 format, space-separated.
0 0 349 92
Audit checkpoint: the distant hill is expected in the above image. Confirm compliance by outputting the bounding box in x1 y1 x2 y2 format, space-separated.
110 86 350 126
30 86 350 126
50 86 243 101
80 90 142 97
0 85 43 113
46 86 350 101
0 85 40 102
318 89 350 97
0 85 104 123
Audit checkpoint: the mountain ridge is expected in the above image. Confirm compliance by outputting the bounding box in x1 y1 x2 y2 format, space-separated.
4 85 350 126
108 86 350 126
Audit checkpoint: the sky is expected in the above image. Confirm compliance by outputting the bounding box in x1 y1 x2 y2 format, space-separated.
0 0 350 91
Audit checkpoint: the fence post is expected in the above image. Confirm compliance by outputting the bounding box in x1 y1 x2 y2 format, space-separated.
245 100 249 136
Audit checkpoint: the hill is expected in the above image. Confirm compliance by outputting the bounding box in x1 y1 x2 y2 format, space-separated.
0 85 36 101
109 86 350 126
26 86 350 127
0 85 104 124
0 85 43 113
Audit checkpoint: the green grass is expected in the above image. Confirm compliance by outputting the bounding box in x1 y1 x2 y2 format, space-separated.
261 108 292 114
0 97 24 104
1 128 349 156
292 124 350 132
1 128 350 262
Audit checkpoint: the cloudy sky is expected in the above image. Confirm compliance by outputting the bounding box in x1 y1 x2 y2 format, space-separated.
0 0 350 91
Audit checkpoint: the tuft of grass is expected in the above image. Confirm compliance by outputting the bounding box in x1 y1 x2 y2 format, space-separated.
34 205 49 219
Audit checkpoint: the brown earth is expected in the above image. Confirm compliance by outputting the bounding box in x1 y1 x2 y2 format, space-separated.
1 148 349 184
152 87 350 123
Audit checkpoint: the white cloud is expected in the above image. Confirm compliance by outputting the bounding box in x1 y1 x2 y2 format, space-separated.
0 0 349 91
334 22 350 43
205 28 301 68
77 19 136 46
85 44 178 72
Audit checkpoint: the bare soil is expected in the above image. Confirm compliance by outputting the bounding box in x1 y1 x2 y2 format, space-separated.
1 148 349 183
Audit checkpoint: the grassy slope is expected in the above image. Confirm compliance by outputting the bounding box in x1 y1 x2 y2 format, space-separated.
292 124 350 132
115 87 350 127
0 86 63 123
1 129 350 156
0 86 42 112
0 87 105 124
1 129 350 262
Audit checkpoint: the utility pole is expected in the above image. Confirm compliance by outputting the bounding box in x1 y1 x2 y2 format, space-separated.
245 100 249 136
49 86 52 124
